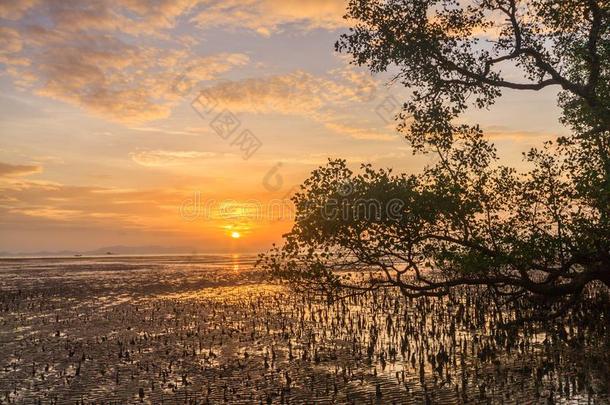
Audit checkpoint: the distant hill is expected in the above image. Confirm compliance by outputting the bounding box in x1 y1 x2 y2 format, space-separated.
0 245 199 257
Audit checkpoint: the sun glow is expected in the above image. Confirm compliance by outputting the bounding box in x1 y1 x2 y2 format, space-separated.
230 231 241 239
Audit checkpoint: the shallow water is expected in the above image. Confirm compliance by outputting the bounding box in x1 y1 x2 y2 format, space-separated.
0 255 608 404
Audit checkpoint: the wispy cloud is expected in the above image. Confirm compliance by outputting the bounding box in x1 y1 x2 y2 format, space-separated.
0 0 355 124
2 1 250 123
128 126 210 136
193 0 348 36
324 122 395 141
0 0 38 20
0 162 42 177
30 41 249 122
200 68 376 115
130 150 217 167
483 126 559 142
12 207 83 220
197 68 398 141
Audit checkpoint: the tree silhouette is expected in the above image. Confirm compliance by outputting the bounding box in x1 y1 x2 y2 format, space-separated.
259 0 609 320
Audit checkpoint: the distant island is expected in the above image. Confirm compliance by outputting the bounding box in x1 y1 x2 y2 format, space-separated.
0 245 199 257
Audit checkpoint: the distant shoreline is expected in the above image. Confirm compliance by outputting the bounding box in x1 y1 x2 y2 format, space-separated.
0 252 260 260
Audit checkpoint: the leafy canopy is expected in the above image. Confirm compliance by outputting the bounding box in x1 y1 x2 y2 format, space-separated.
259 0 610 318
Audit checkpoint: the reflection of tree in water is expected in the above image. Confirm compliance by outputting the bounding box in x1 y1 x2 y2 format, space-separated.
288 283 610 403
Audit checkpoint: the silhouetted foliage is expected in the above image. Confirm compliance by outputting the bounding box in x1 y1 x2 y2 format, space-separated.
259 0 609 321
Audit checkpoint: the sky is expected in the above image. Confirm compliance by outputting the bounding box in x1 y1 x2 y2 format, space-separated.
0 0 570 254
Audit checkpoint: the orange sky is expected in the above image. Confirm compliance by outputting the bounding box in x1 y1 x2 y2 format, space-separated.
0 0 569 253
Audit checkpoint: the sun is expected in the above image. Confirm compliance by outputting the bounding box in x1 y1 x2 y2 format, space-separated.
230 231 241 239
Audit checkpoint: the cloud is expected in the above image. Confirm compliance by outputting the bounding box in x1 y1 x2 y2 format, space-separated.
128 126 209 136
0 162 42 177
1 1 250 123
9 0 347 37
0 0 38 20
0 27 22 54
197 67 399 141
130 150 217 167
200 71 328 114
193 0 348 35
23 36 249 122
0 0 353 123
324 122 395 141
33 0 201 35
483 126 557 142
0 179 190 227
199 68 377 115
0 27 29 66
12 207 83 220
